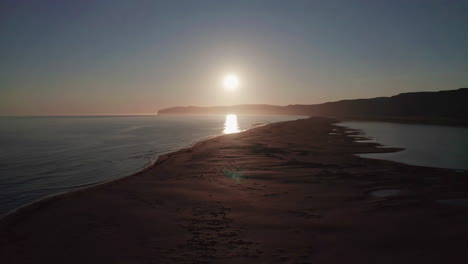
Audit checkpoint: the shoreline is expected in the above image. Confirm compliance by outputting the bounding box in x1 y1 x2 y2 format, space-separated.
338 116 468 127
0 131 225 221
1 117 468 263
0 121 284 221
0 117 386 221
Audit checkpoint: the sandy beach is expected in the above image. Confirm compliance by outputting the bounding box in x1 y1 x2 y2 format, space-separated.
1 117 467 264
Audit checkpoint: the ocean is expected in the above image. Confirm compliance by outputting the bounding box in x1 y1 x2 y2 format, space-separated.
0 115 304 215
2 116 467 216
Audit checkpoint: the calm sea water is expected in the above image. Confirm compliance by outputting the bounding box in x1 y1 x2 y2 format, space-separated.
340 121 468 171
0 115 303 215
3 118 466 216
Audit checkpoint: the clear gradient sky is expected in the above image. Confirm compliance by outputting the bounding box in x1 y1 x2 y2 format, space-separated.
1 0 467 115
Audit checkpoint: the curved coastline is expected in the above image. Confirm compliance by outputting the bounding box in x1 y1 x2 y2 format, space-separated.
2 117 468 264
0 120 285 223
0 131 225 223
0 117 438 225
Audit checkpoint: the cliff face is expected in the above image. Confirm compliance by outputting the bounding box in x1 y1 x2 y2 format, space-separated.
158 88 468 125
302 88 468 118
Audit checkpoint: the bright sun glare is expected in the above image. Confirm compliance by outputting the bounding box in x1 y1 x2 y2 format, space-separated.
223 74 239 91
223 114 240 134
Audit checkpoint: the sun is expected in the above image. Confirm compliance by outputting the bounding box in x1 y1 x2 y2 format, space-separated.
223 74 239 91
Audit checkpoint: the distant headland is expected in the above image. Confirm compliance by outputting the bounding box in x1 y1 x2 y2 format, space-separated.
158 88 468 126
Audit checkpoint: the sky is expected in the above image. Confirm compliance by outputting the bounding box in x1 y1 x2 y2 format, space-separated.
1 0 467 115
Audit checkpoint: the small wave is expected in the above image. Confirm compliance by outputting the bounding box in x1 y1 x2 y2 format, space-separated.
0 115 303 216
39 180 108 191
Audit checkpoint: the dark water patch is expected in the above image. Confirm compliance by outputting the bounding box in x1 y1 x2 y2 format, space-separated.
437 199 468 207
340 121 468 170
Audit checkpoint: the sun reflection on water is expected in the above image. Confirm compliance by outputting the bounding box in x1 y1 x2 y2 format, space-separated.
223 114 240 134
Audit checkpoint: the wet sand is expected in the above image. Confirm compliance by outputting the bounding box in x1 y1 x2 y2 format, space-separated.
1 117 468 263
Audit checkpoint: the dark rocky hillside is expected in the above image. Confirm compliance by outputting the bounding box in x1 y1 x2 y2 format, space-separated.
158 88 468 126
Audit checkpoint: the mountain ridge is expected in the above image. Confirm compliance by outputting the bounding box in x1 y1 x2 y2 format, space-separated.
158 88 468 126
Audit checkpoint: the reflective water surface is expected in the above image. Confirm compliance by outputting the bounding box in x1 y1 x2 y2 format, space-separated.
0 115 304 215
223 114 240 134
340 121 468 170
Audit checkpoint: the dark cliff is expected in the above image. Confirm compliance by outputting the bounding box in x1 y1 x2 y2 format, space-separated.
158 88 468 125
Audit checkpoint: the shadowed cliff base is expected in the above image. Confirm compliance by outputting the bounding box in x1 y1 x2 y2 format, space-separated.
158 88 468 126
1 117 468 263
